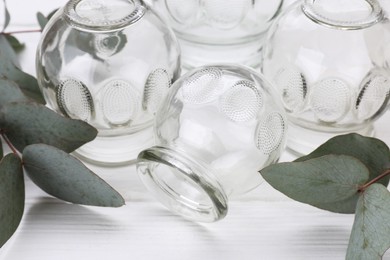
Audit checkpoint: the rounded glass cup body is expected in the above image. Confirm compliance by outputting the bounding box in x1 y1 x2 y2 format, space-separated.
137 64 287 222
36 0 181 165
261 0 390 155
150 0 283 69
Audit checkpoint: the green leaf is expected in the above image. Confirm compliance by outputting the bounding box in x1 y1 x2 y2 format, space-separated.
296 133 390 187
346 184 390 260
260 155 369 212
1 64 45 104
23 144 125 207
36 12 48 31
0 35 45 104
2 0 10 32
0 78 28 106
295 133 390 213
308 193 361 214
0 102 97 153
0 154 25 247
0 34 19 66
36 9 58 31
4 34 25 52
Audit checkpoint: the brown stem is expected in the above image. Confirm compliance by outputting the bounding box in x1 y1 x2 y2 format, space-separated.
0 130 21 159
1 29 42 35
358 169 390 192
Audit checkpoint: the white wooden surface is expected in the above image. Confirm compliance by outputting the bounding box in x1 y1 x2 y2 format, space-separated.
1 1 390 259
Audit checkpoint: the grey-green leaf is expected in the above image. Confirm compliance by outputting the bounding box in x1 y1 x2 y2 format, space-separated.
4 34 25 52
23 144 125 207
36 12 48 30
309 193 361 214
346 184 390 260
0 34 18 66
260 155 369 212
2 0 10 31
0 154 25 248
0 78 28 106
2 64 45 104
0 102 97 153
0 34 45 104
296 133 390 187
37 9 58 30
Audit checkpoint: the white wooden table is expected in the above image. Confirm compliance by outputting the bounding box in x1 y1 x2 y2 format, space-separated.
1 1 390 259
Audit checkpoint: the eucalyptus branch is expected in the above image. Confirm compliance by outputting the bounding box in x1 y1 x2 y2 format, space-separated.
1 29 42 35
0 130 20 158
261 133 390 259
0 4 126 250
359 169 390 193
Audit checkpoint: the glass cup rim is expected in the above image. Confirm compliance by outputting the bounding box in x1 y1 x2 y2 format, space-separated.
64 0 146 32
137 146 228 222
301 0 384 30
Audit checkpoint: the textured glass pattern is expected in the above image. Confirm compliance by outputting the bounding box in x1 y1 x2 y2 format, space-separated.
101 80 139 126
274 67 307 113
56 78 94 121
182 67 223 104
143 68 172 114
310 78 350 122
356 73 390 120
220 80 263 122
256 112 286 155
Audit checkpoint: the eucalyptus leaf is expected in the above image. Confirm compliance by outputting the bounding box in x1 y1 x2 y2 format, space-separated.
1 64 45 104
296 133 390 187
309 193 361 214
36 12 48 31
37 9 59 31
260 155 369 212
0 34 44 104
346 184 390 260
4 34 25 52
0 154 25 248
23 144 125 207
0 102 97 153
0 78 28 106
0 34 19 66
2 0 10 32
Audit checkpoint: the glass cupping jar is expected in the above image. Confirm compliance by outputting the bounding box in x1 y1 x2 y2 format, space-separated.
136 65 287 222
261 0 390 155
36 0 181 165
151 0 283 69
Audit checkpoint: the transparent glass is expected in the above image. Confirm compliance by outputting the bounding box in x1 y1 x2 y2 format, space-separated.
36 0 181 165
150 0 283 69
261 0 390 155
136 65 287 222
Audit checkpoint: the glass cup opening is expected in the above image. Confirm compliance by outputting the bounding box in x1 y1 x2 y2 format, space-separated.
302 0 383 30
64 0 146 32
137 146 228 222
